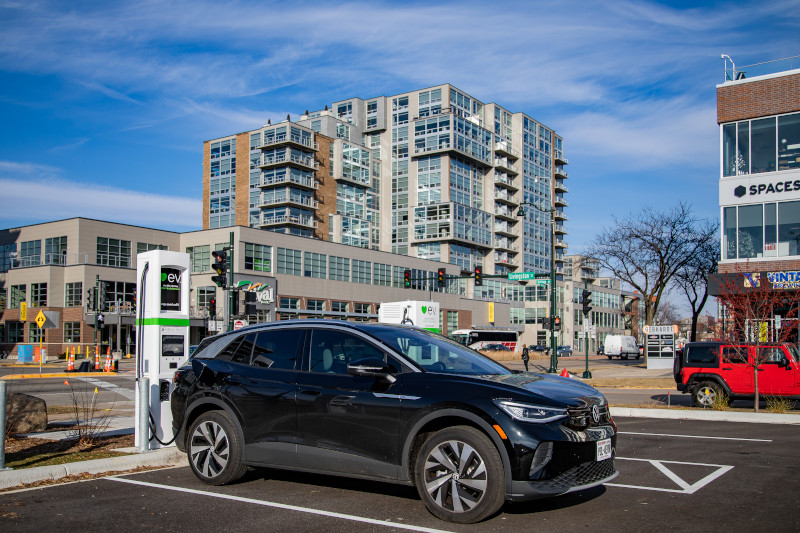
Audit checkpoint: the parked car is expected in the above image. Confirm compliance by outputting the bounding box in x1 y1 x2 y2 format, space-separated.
171 320 617 523
673 341 800 407
597 345 604 356
556 345 573 357
481 343 511 352
531 344 549 354
604 335 640 360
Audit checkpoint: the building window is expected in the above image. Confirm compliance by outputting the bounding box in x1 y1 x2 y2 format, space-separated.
197 286 216 316
446 311 458 335
186 245 210 273
0 243 17 272
45 236 67 265
307 299 325 312
304 252 327 278
244 243 272 271
352 259 371 284
331 301 348 313
723 111 800 176
65 282 83 307
64 322 81 343
723 200 800 259
8 322 24 343
97 237 131 268
329 256 350 281
137 242 168 254
373 263 392 286
101 281 135 309
31 283 47 307
278 297 300 320
20 239 41 267
354 302 371 321
10 285 25 308
29 322 44 343
277 248 302 276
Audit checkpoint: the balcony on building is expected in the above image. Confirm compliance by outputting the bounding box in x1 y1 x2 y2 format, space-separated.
493 157 519 175
554 179 568 193
554 221 568 235
554 237 568 249
494 251 515 265
258 173 318 191
494 221 518 237
494 205 517 221
259 213 318 230
259 190 319 210
555 154 569 166
494 239 519 253
554 165 568 179
554 194 568 207
259 150 318 172
494 189 520 207
494 171 519 192
554 209 568 221
258 133 318 151
494 140 520 159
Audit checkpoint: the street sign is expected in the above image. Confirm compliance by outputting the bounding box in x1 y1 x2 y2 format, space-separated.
233 319 248 331
508 272 549 281
20 301 27 321
35 310 46 329
534 279 550 285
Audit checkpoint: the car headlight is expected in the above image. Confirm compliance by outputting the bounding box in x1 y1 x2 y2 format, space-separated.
494 400 569 423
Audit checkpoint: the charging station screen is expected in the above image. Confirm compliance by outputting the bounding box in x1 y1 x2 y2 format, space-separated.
162 335 185 357
160 267 183 312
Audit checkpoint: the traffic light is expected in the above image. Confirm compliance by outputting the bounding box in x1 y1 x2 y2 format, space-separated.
209 298 216 317
212 250 228 289
87 288 96 311
404 269 411 288
474 266 482 287
244 291 257 315
437 268 446 288
582 289 592 316
131 293 137 313
554 316 561 331
98 283 107 311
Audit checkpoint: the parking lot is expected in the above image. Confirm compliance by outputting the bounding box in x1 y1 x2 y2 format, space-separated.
1 416 797 532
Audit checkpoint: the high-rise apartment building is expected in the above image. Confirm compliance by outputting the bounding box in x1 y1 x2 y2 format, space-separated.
203 84 569 286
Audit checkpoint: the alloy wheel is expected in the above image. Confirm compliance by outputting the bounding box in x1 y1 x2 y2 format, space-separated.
423 439 488 513
190 420 230 478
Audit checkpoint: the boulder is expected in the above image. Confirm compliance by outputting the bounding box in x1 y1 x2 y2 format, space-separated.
5 392 48 434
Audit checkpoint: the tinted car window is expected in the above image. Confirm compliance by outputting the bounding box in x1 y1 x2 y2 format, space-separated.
687 345 718 364
309 329 386 374
217 333 256 364
723 346 748 363
761 347 787 364
192 334 233 359
368 326 511 376
251 328 303 370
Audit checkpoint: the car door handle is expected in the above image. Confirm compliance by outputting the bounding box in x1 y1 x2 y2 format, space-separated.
722 367 732 370
300 389 321 396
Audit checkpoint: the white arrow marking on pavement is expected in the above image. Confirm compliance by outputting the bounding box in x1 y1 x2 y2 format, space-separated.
607 457 734 494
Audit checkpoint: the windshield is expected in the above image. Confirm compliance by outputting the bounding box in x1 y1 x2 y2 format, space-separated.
366 325 512 376
788 344 800 362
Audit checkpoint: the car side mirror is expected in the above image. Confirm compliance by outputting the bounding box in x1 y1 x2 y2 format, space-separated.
347 357 396 383
782 359 792 369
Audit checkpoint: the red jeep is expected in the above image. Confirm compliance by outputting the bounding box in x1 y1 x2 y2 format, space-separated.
674 342 800 407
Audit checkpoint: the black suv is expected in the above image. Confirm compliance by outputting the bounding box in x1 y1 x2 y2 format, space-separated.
171 320 617 523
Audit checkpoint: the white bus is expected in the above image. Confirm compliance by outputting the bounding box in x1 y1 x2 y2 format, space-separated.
450 328 519 351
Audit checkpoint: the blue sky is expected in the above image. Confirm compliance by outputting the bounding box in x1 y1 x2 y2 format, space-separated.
0 0 798 253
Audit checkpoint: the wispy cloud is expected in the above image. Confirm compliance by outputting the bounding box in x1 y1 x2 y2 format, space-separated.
0 160 201 230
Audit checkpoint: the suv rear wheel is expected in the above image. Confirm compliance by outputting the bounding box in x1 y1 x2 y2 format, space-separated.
414 426 505 523
692 381 723 407
188 410 247 485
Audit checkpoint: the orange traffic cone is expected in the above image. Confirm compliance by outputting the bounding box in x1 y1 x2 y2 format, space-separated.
560 367 570 378
104 353 112 372
67 347 75 372
94 345 100 370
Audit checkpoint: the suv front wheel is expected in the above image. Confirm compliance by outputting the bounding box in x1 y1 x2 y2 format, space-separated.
414 426 505 523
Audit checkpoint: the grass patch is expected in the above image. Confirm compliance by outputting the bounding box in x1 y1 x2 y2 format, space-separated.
765 396 795 413
3 434 133 470
46 405 77 415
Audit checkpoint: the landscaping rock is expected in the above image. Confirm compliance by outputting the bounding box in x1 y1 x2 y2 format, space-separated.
6 393 48 434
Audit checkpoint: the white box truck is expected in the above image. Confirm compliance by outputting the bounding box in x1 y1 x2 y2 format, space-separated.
604 335 640 360
378 301 440 333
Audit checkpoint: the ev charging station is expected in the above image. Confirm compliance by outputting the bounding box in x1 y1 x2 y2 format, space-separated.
135 250 190 450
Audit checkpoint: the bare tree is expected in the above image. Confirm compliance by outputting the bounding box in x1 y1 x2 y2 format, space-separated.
585 203 717 336
716 266 800 412
673 225 719 341
654 299 681 326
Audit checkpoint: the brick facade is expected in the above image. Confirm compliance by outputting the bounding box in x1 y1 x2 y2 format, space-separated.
719 259 800 274
234 132 250 226
315 136 334 241
717 72 800 124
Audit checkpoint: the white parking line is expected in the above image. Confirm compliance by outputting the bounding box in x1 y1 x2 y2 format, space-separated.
106 477 453 533
619 431 772 442
608 457 734 494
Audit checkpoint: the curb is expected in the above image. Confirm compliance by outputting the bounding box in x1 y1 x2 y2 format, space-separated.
611 406 800 425
2 372 118 379
0 447 186 490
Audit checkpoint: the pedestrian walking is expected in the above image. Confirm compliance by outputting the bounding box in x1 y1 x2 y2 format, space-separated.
521 344 530 371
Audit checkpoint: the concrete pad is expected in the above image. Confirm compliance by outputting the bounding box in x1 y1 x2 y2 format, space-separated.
612 406 800 425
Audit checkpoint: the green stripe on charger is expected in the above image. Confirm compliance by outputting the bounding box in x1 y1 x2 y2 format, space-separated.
136 318 191 326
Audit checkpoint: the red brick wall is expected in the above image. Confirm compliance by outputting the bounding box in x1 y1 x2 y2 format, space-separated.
717 72 800 123
719 259 800 273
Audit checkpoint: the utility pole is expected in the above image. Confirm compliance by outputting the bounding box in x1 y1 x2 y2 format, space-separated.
582 278 593 379
228 231 234 332
93 274 100 347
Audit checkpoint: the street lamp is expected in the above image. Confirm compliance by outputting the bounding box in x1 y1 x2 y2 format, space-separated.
517 201 558 374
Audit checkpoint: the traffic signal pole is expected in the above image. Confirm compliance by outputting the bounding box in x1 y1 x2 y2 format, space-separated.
228 232 234 332
582 279 593 379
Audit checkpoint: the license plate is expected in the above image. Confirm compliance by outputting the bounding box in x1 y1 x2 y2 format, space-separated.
596 438 612 461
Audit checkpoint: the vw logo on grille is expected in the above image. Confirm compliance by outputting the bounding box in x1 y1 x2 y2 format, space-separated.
591 404 600 424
